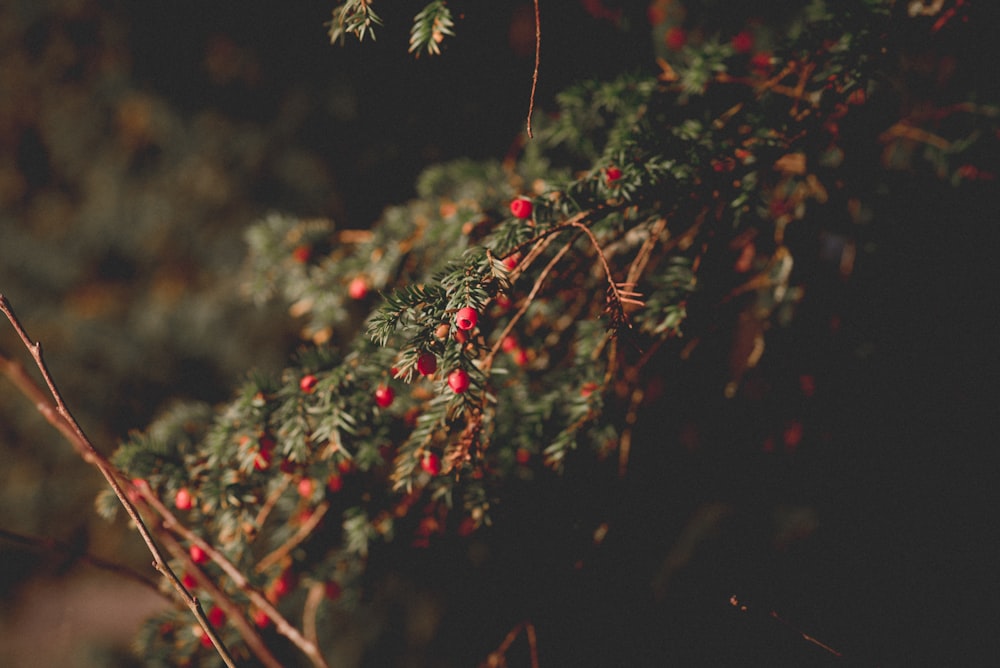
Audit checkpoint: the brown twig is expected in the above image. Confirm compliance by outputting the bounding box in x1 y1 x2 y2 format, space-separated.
480 620 540 668
567 220 640 327
526 0 540 138
302 580 327 650
484 231 578 371
256 500 330 573
137 486 331 668
0 295 237 668
251 475 293 543
0 526 165 597
158 529 283 668
879 121 951 150
729 594 844 658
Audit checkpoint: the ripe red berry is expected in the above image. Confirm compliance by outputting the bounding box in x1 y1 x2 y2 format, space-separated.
509 198 533 219
455 307 478 331
200 629 214 648
253 609 271 629
182 572 198 589
501 335 519 352
299 374 318 394
448 368 470 393
374 385 395 408
297 478 315 498
174 487 193 511
515 448 532 465
665 26 687 51
751 52 772 74
129 478 148 504
606 166 622 182
190 544 208 565
348 276 369 300
327 473 343 493
269 570 296 601
292 245 312 264
503 253 521 270
208 606 226 628
325 581 342 600
253 448 272 471
421 452 442 475
416 351 437 376
732 30 754 54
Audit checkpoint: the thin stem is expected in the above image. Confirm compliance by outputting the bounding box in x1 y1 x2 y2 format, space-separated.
139 487 331 668
0 526 165 597
481 620 540 668
0 295 238 668
158 529 284 668
526 0 541 138
256 501 330 573
484 232 578 371
730 594 844 658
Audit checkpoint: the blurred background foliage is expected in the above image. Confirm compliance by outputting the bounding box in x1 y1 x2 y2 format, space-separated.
1 0 998 666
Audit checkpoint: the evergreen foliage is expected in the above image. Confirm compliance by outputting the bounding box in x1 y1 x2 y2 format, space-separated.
3 0 997 665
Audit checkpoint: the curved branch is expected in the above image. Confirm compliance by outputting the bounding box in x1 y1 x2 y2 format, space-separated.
0 295 237 668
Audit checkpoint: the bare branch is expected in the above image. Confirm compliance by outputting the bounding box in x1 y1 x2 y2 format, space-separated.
0 294 238 668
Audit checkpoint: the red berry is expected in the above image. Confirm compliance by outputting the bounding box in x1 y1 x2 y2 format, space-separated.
190 544 208 565
253 448 272 471
338 458 354 474
325 581 342 600
253 610 271 629
606 166 622 182
174 487 193 511
297 478 315 498
516 448 532 465
732 30 754 54
269 570 296 601
448 368 470 394
665 26 687 51
327 473 343 493
348 276 369 300
374 385 395 408
421 452 442 475
208 606 226 628
512 347 529 367
501 335 519 352
455 307 478 331
299 374 318 394
416 352 437 376
182 572 198 589
292 245 312 264
509 198 533 219
751 52 772 74
200 629 214 648
129 478 148 504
